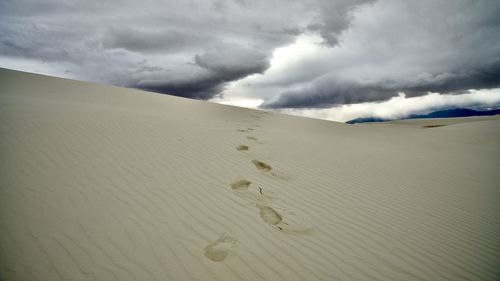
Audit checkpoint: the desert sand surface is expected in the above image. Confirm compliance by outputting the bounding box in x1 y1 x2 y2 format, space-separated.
1 67 500 281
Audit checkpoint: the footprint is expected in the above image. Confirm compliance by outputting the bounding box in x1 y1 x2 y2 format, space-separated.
231 183 273 205
204 233 237 262
422 124 446 128
255 205 314 234
252 160 272 172
247 136 258 141
257 205 282 225
237 129 248 132
236 145 249 151
230 179 252 191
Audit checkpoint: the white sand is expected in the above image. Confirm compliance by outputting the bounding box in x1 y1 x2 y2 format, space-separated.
1 68 500 281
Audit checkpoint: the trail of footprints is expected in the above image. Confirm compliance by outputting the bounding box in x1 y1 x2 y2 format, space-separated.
205 111 311 262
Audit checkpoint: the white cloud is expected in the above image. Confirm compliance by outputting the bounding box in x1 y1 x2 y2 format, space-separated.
276 89 500 123
210 96 263 108
216 33 329 101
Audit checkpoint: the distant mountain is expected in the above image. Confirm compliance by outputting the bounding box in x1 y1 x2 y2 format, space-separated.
345 117 388 124
346 108 500 124
408 108 500 119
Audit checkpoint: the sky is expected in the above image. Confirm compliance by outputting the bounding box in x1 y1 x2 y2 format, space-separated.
1 0 500 122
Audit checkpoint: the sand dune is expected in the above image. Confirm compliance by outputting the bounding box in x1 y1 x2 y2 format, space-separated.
1 68 500 281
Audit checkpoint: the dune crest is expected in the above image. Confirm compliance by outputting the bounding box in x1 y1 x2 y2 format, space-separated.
1 68 500 281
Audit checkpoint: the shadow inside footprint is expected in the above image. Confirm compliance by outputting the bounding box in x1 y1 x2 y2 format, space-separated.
236 145 249 151
204 233 237 262
252 160 272 172
237 129 248 132
257 205 282 225
230 179 252 191
422 124 446 128
247 136 258 141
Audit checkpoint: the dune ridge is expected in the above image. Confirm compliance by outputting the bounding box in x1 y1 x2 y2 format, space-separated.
1 68 500 280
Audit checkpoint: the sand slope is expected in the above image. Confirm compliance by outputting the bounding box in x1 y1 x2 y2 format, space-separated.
1 68 500 281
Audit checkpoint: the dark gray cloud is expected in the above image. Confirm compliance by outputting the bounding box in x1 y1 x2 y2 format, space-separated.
132 44 270 99
0 0 375 100
263 62 500 108
195 47 269 77
1 0 499 108
102 27 215 53
255 0 500 108
0 0 324 99
136 72 226 100
308 0 376 45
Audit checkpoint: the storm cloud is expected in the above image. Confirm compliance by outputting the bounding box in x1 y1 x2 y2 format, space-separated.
1 0 500 114
262 63 500 108
0 0 379 100
253 0 500 109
